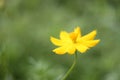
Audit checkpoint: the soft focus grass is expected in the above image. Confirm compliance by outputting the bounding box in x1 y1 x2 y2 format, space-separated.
0 0 120 80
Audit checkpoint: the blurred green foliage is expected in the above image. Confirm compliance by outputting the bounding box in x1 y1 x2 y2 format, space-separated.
0 0 120 80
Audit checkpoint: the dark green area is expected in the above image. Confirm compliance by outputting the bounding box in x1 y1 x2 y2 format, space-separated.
0 0 120 80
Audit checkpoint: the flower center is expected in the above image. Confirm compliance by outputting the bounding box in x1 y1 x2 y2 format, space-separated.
70 32 77 43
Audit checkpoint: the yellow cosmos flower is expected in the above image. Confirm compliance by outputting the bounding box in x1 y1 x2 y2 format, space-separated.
50 26 100 55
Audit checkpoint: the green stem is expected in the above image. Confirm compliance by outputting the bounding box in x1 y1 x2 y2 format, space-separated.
61 52 77 80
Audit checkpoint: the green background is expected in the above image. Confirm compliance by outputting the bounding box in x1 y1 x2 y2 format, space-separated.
0 0 120 80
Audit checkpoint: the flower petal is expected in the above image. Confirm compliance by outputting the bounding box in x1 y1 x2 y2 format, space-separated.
74 26 81 37
60 31 70 40
50 37 62 46
69 27 81 41
60 31 73 45
67 45 76 54
82 30 97 40
76 44 89 53
53 46 67 55
84 40 100 47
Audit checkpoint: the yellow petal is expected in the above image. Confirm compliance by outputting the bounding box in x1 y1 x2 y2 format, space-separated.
74 26 81 37
66 45 76 54
53 46 67 55
59 31 73 45
84 40 100 47
69 27 81 42
60 31 70 40
76 44 89 53
50 37 62 46
82 30 97 40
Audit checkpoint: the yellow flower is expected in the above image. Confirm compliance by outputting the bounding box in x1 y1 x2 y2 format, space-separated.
50 26 100 55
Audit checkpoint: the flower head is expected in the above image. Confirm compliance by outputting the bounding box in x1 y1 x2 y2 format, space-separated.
50 26 100 55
